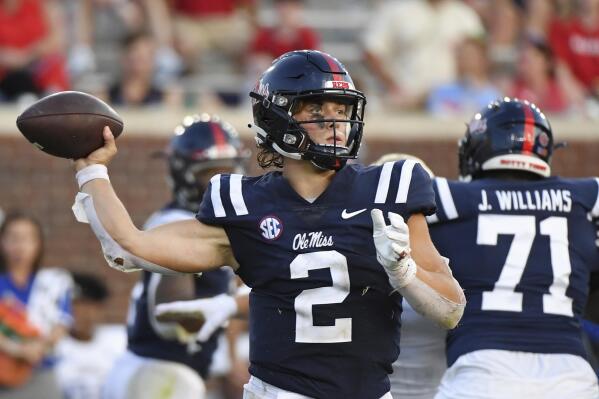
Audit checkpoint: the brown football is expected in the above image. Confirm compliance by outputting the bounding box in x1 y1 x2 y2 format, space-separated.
16 91 123 159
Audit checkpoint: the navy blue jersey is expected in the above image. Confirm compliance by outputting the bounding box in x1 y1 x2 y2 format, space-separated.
197 161 435 399
127 205 233 377
428 177 599 367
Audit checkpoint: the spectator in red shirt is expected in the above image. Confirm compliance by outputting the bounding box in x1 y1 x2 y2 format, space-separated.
511 38 571 114
250 0 319 61
549 0 599 97
246 0 319 84
0 0 68 101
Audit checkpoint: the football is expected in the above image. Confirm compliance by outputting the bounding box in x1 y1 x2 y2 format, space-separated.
16 91 124 159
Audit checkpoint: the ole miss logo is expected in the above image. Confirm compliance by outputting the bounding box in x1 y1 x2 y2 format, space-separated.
260 216 283 240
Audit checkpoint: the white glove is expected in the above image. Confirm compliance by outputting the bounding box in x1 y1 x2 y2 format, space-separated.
155 294 238 342
371 209 417 289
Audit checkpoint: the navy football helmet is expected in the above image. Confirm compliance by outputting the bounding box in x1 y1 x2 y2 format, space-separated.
167 114 248 212
250 50 366 171
459 98 554 180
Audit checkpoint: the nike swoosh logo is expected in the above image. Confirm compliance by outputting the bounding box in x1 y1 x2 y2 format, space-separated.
341 208 367 219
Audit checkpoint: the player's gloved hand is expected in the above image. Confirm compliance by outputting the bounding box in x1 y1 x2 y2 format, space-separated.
155 294 238 342
371 209 417 289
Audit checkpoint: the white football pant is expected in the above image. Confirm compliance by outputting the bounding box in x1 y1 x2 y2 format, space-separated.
102 350 206 399
435 349 599 399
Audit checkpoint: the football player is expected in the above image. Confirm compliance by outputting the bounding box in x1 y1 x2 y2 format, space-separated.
102 115 247 399
72 50 465 399
429 98 599 398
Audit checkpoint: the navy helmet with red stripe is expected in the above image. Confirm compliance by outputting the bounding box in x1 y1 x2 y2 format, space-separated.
168 114 249 211
249 50 366 171
459 97 553 180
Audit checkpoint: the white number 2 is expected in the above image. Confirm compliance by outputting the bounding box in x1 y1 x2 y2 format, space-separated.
478 215 573 317
290 251 352 343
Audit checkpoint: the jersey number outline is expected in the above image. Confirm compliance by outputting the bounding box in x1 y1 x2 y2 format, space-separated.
290 250 352 343
477 214 573 316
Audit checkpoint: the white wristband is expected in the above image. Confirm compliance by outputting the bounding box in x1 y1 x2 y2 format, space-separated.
76 164 109 189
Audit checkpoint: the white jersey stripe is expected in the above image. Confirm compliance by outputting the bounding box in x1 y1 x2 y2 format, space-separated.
374 161 395 203
210 174 226 217
229 174 248 216
396 160 416 204
426 214 439 224
592 178 599 217
435 177 458 220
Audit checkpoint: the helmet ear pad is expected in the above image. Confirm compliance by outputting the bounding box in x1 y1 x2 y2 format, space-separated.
251 93 311 156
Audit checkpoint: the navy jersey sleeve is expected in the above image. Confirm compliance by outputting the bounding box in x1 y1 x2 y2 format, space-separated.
428 177 461 224
405 162 436 216
196 173 249 227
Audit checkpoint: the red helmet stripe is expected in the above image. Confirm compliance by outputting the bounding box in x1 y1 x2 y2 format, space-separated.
522 105 535 154
322 53 342 80
210 123 227 148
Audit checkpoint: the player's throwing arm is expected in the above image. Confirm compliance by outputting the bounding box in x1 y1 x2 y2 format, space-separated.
73 127 236 274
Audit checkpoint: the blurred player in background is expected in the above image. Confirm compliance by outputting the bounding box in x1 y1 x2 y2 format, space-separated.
428 98 599 398
373 153 447 399
72 50 465 399
55 272 125 399
102 114 248 399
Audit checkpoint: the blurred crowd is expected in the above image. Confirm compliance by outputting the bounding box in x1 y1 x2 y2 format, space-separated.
1 0 599 117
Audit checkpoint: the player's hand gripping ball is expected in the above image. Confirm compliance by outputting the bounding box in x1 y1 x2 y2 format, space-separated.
16 91 123 159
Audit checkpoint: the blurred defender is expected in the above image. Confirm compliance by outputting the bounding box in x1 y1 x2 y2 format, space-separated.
429 98 599 398
103 115 245 399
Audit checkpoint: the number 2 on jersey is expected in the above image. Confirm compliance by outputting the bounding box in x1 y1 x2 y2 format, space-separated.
477 214 573 317
290 251 352 343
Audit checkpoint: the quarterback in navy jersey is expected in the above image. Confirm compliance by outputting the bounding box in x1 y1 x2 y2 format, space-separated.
103 116 244 399
428 98 599 399
72 50 465 399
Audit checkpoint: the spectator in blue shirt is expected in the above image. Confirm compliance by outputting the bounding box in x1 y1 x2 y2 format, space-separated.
427 36 501 117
